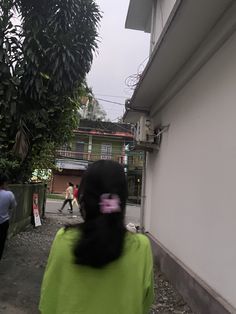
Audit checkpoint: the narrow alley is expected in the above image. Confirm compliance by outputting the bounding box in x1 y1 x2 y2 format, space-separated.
0 201 193 314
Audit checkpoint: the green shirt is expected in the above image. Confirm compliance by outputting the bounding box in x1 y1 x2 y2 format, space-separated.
39 228 154 314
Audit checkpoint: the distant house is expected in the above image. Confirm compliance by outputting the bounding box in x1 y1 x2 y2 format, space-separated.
50 119 133 193
124 1 236 313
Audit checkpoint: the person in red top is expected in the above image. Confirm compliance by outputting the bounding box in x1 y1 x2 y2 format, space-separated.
72 184 79 207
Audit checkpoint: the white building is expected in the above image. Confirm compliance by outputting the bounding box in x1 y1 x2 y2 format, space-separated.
124 1 236 313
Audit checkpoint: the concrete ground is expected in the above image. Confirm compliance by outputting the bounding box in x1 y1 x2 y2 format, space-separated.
0 200 193 314
46 200 140 225
46 199 141 225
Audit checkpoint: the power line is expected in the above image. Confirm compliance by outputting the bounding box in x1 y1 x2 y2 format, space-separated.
96 98 125 106
94 93 127 99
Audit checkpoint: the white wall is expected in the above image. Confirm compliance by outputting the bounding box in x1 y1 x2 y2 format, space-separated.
150 0 176 53
146 30 236 308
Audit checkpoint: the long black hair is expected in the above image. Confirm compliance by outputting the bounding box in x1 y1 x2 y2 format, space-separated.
73 160 128 268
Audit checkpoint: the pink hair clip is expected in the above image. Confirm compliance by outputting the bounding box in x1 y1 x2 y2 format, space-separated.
99 194 121 214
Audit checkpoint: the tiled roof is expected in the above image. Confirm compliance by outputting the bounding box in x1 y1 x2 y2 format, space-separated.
78 119 132 135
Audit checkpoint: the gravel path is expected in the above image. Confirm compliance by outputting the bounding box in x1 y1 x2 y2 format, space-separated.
0 213 193 314
151 271 193 314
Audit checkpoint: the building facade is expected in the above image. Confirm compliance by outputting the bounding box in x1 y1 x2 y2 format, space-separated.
50 119 133 194
125 1 236 313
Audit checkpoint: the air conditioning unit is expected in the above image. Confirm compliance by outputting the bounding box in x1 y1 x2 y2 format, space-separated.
134 116 155 144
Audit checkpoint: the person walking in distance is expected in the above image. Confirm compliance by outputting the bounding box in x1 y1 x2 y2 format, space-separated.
72 184 79 208
0 173 17 260
40 160 154 314
58 182 74 214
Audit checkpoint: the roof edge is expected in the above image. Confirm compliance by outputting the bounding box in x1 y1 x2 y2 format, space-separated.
125 0 152 33
124 0 235 123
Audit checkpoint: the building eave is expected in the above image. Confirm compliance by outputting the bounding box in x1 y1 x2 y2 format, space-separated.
125 0 152 33
124 0 235 123
75 129 133 140
56 159 88 171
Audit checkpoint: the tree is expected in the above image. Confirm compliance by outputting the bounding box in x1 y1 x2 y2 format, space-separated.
0 0 23 181
74 81 107 121
0 0 101 182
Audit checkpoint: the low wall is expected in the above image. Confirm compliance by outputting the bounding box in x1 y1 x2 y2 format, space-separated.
8 183 46 237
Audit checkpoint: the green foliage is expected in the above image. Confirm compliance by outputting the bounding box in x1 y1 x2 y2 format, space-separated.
0 0 101 182
32 169 52 183
0 156 21 183
31 141 57 173
0 1 23 155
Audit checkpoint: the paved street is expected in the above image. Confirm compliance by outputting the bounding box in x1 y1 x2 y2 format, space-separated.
46 199 141 225
0 200 193 314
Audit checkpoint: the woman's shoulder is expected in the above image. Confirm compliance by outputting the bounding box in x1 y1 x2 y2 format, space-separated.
127 231 150 241
125 232 151 252
54 225 81 242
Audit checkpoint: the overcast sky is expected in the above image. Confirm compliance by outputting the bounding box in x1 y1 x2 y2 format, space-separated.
87 0 150 121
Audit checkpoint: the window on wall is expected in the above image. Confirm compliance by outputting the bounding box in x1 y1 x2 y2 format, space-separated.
101 143 112 160
60 144 71 157
76 141 85 160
